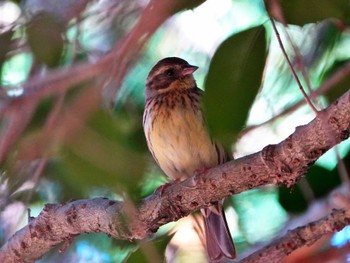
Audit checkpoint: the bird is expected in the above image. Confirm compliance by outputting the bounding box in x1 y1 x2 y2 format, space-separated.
143 57 236 262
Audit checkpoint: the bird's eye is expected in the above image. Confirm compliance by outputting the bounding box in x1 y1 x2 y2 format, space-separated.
165 68 175 77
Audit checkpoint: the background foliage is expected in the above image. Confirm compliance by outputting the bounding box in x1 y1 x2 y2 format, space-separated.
0 0 349 262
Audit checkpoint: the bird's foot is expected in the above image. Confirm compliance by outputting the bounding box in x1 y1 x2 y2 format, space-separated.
193 167 209 176
154 179 180 195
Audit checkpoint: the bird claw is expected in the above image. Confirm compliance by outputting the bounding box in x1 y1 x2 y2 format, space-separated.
154 179 180 195
193 167 209 176
186 167 210 188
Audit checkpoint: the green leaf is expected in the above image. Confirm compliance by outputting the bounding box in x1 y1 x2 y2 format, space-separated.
60 109 148 200
279 184 308 213
307 165 341 198
26 12 65 67
280 0 350 25
321 60 350 103
126 236 172 263
203 26 266 146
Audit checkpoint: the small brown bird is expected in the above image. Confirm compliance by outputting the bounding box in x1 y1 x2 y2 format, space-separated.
143 57 236 262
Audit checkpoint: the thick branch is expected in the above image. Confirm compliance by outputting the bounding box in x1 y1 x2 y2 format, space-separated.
0 90 349 262
0 198 124 263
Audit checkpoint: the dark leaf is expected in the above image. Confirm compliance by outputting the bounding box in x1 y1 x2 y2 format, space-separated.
279 183 308 213
172 0 206 14
26 12 65 67
307 165 341 198
321 60 350 103
280 0 350 25
203 26 266 146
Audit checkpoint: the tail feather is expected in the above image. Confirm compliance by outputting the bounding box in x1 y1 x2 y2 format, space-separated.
201 203 236 262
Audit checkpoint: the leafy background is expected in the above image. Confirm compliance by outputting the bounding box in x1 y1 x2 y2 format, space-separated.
0 0 350 262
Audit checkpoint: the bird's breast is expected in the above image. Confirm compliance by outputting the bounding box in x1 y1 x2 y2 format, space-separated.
143 92 220 180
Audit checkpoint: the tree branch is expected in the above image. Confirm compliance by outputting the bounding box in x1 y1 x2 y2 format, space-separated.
0 89 349 262
240 209 350 263
239 182 350 262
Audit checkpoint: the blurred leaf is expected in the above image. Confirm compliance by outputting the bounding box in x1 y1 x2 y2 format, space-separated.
321 59 350 103
280 0 350 25
0 29 14 82
27 97 55 131
26 12 65 67
60 109 148 200
44 159 85 200
24 0 91 23
126 236 171 263
139 167 168 198
109 106 148 153
203 26 266 146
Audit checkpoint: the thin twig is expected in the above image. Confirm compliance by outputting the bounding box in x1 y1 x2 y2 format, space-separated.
269 17 319 114
280 25 322 110
241 51 350 137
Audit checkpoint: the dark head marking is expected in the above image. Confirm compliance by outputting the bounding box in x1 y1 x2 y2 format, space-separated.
146 57 198 94
148 57 189 77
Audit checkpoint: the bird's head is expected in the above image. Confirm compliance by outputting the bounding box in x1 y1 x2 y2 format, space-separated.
145 57 198 99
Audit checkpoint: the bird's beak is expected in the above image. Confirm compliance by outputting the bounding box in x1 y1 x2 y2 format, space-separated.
181 65 198 76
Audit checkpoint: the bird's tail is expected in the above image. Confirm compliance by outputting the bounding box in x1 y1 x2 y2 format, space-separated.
201 203 236 262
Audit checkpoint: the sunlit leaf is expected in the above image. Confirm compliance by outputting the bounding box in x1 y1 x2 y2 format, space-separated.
280 0 350 25
26 12 65 67
203 26 266 146
303 19 342 68
232 187 287 243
